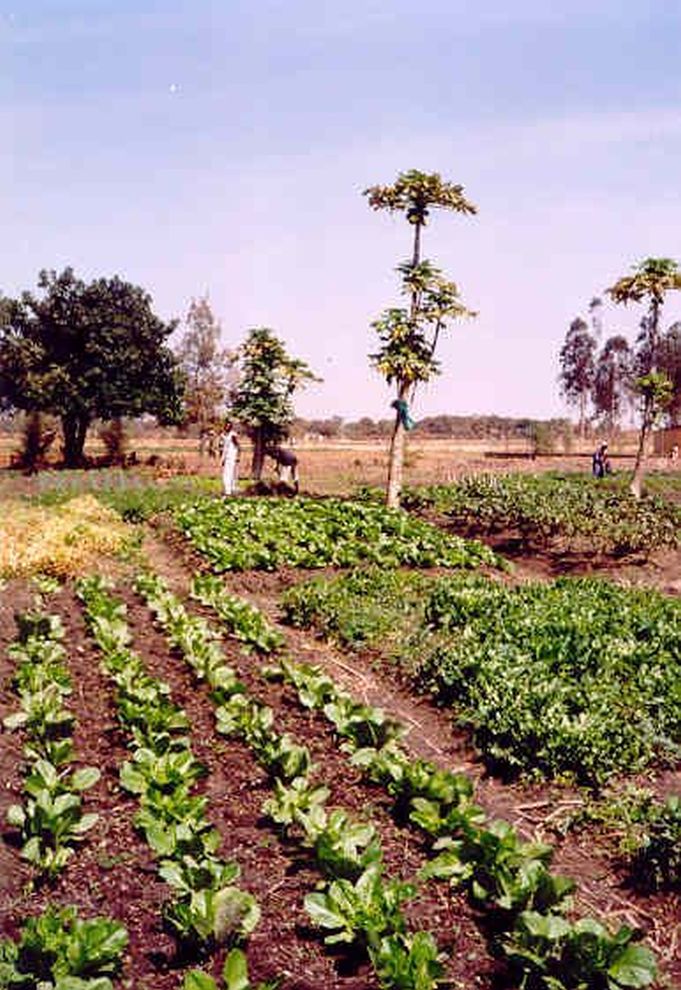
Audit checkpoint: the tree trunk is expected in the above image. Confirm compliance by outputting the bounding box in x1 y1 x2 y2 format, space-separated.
251 427 265 480
630 299 660 499
386 381 409 509
629 394 653 499
579 393 586 441
61 413 89 467
384 220 423 509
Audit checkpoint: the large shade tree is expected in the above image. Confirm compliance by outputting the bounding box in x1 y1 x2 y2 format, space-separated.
364 169 477 508
607 257 681 496
0 268 184 466
229 327 318 480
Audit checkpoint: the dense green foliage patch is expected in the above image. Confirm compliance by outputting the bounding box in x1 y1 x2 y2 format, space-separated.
174 497 500 571
401 474 680 556
630 793 681 891
280 567 429 649
283 570 681 784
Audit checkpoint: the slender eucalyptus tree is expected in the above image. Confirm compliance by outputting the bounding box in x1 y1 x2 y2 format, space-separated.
364 170 477 507
558 317 596 440
592 335 632 434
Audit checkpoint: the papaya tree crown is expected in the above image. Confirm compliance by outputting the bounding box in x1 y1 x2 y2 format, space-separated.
363 169 477 225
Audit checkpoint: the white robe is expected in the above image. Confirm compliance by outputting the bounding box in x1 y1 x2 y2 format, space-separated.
221 431 239 494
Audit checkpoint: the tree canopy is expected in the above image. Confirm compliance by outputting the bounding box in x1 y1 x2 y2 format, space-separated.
175 296 232 432
0 268 183 465
229 327 319 479
558 317 596 438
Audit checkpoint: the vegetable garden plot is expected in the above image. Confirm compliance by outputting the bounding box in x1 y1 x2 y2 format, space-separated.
400 475 680 558
131 570 495 990
0 587 176 988
0 554 675 988
130 569 664 990
172 496 500 571
282 570 681 785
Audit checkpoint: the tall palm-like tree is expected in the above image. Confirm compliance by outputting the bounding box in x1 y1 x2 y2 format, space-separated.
607 258 681 496
364 170 477 507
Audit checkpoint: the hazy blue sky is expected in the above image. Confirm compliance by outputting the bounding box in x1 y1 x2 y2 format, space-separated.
4 1 681 421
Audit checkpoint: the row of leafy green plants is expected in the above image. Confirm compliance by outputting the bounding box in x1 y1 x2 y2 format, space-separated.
395 474 680 557
75 576 263 976
1 601 128 989
267 656 658 990
134 570 447 990
136 570 658 990
173 496 501 571
281 568 681 786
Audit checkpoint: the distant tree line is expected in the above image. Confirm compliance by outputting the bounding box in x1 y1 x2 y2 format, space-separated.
290 414 571 444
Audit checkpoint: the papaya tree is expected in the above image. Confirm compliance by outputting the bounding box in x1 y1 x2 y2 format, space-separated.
229 328 318 480
607 257 681 496
364 170 477 507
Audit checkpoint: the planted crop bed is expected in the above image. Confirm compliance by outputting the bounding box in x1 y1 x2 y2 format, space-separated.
2 566 674 989
1 476 679 990
400 474 680 558
172 496 499 570
282 569 681 785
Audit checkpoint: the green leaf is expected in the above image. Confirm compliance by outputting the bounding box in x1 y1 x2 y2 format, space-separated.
6 804 26 828
214 888 261 943
608 944 657 988
183 971 218 990
223 948 249 990
71 812 99 835
71 767 101 791
2 711 28 730
304 892 348 931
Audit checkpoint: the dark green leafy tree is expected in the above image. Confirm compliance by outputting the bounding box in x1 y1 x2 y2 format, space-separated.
229 328 319 480
558 317 596 440
607 257 681 496
364 170 477 508
592 335 632 434
0 268 184 467
176 296 233 439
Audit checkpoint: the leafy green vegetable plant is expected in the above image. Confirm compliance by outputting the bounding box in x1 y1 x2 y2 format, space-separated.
183 947 281 990
4 605 100 880
0 905 127 990
173 496 500 572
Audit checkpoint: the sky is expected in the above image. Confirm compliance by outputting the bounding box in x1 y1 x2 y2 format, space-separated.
3 0 681 422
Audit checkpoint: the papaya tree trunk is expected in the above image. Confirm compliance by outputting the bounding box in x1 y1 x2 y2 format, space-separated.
629 395 654 499
386 381 409 509
385 220 424 509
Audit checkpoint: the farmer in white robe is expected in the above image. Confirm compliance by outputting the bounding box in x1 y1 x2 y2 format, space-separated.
220 421 240 495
